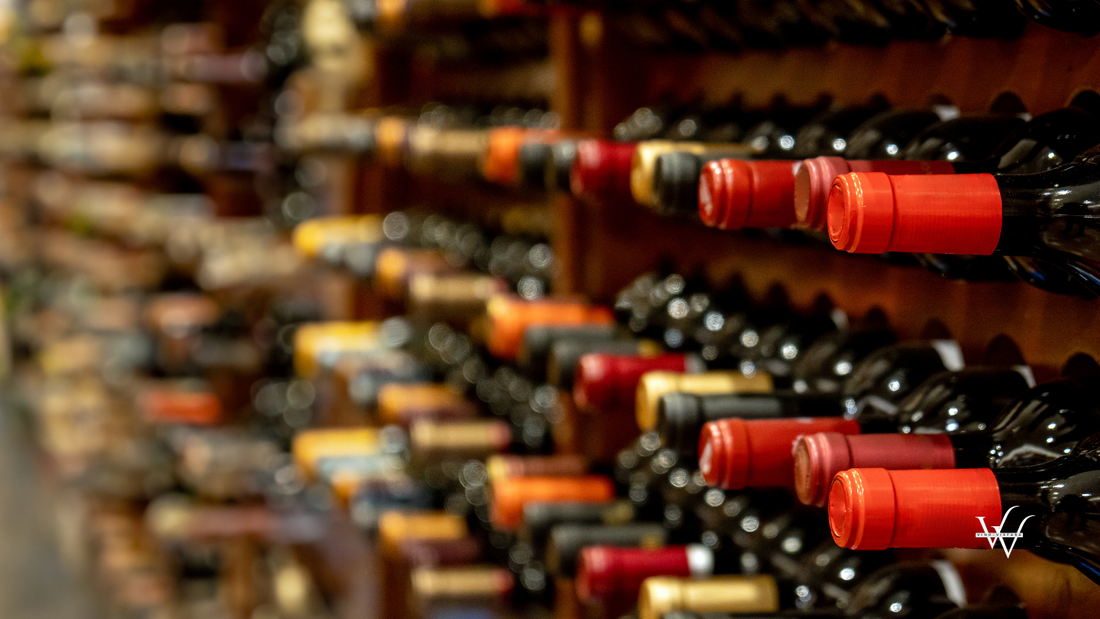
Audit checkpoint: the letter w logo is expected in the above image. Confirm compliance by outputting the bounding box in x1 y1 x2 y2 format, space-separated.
975 506 1036 558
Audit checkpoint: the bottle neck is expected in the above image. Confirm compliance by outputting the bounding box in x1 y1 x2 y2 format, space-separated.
994 160 1100 262
947 432 996 468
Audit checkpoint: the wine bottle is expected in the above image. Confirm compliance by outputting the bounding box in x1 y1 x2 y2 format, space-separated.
573 352 706 415
655 328 899 457
795 114 1027 230
699 107 932 231
575 544 739 602
698 341 964 489
659 391 847 457
519 500 637 557
632 141 756 211
793 367 1033 506
410 564 553 616
489 475 616 530
517 324 619 379
828 431 1100 584
486 296 614 361
638 561 964 619
546 523 671 577
651 561 966 617
827 144 1100 297
636 370 775 431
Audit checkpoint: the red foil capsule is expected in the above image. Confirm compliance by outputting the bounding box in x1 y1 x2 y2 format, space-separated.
827 171 1003 255
576 544 713 602
573 353 703 414
698 417 861 489
829 467 1001 551
571 140 638 205
793 432 958 507
697 159 801 230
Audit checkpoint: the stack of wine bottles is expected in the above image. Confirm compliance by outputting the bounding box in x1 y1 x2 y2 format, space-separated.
5 0 1100 618
288 205 1100 618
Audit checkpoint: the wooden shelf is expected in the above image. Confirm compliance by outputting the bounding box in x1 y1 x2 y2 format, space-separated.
569 19 1100 130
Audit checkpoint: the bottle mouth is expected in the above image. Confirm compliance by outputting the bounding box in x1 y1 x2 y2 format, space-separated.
793 432 847 508
795 156 850 230
827 175 858 249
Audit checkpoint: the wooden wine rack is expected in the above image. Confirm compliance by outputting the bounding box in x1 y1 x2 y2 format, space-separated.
353 13 1100 619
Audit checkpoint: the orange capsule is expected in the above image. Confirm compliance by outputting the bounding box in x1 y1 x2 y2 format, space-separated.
490 475 615 530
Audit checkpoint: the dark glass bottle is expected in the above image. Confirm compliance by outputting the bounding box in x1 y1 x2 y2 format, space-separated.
793 367 1034 506
640 561 964 619
830 432 1100 586
697 341 965 490
1014 0 1100 36
830 143 1100 298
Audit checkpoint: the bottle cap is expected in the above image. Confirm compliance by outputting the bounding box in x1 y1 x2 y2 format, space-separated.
828 467 1001 550
698 417 861 489
571 140 637 204
376 383 478 426
486 454 589 482
653 151 704 216
698 159 800 230
637 575 780 619
573 353 697 414
656 392 708 457
490 475 615 530
794 432 957 507
636 370 774 432
794 158 956 230
577 545 697 601
486 295 614 361
827 172 1002 254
